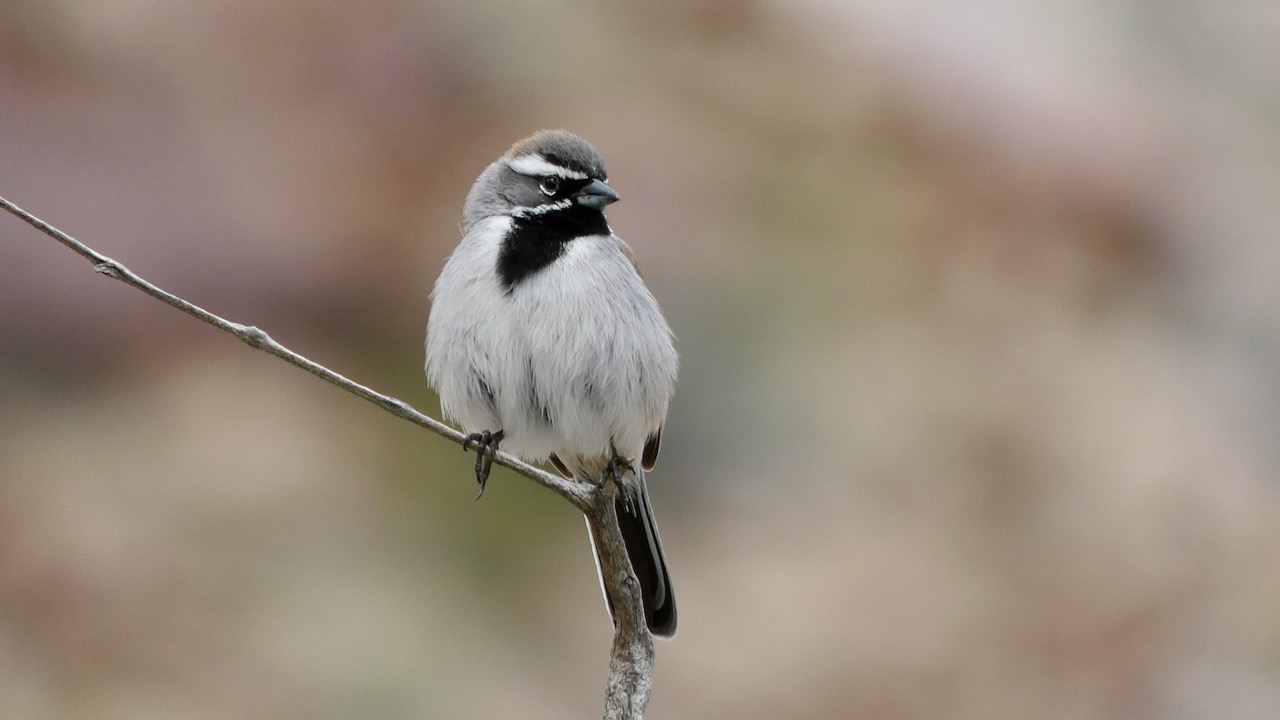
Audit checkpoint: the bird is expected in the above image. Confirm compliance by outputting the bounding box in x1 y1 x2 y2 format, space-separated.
425 130 678 637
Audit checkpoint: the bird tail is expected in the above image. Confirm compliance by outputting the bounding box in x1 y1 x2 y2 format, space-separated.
586 470 677 637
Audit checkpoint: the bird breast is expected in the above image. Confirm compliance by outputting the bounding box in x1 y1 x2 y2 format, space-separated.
505 233 677 463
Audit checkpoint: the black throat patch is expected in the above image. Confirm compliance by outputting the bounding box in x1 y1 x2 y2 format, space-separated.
497 205 610 291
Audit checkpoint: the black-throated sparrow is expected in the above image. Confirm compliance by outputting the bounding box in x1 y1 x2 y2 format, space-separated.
425 130 678 637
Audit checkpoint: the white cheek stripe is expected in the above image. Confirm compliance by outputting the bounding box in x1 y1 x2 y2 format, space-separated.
508 154 589 180
510 198 574 218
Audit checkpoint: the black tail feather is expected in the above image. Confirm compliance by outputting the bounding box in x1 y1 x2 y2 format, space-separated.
614 486 677 636
593 475 677 637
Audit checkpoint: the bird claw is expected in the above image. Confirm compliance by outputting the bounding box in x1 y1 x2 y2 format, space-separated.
463 430 504 499
598 453 639 516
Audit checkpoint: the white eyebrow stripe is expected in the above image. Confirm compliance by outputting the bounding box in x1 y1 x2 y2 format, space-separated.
510 198 574 218
508 154 589 180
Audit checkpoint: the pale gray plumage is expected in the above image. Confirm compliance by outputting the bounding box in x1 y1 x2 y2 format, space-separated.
425 130 679 636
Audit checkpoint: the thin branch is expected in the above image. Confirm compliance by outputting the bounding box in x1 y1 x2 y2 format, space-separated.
587 490 656 719
2 194 654 719
0 194 591 510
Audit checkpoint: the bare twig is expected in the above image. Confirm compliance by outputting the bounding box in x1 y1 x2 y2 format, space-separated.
1 194 655 719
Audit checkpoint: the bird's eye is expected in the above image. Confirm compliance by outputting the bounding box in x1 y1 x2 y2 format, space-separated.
539 176 561 196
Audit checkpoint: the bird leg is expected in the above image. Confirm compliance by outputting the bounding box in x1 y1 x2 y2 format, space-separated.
462 429 504 499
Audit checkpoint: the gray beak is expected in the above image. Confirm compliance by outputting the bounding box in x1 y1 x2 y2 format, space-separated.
574 179 620 209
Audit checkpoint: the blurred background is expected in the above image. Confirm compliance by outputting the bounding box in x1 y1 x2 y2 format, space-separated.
3 0 1280 718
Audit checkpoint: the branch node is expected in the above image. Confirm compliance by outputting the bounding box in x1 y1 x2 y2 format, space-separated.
381 397 409 414
94 261 120 278
237 324 272 348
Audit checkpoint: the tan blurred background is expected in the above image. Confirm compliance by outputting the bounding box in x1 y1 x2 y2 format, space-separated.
3 0 1280 718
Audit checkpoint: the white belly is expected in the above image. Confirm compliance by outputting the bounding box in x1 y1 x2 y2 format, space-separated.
426 219 677 465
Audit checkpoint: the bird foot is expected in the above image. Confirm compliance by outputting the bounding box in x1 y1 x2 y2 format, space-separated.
462 429 504 499
598 453 639 516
